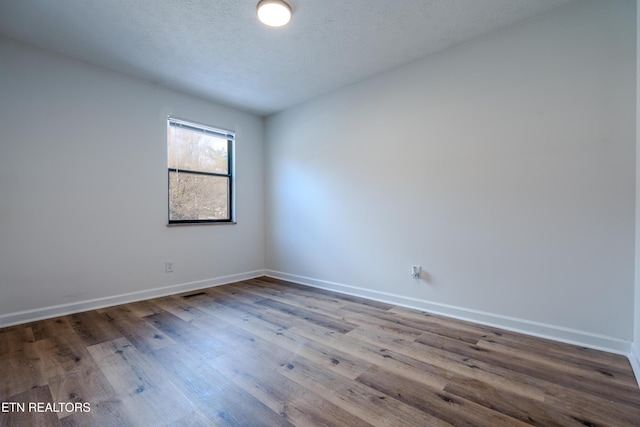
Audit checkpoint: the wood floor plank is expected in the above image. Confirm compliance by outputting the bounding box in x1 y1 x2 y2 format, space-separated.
231 280 358 323
476 337 639 389
101 305 176 354
443 376 584 427
35 333 95 381
290 323 452 390
389 305 635 375
342 313 427 341
254 297 359 334
165 410 220 427
416 333 640 405
257 277 395 310
38 333 131 427
187 297 372 379
46 361 119 421
58 398 135 427
278 354 452 427
246 279 398 326
243 277 396 315
475 326 634 372
201 322 375 427
477 334 638 385
543 383 640 427
356 365 531 427
204 286 306 329
151 340 293 427
68 311 123 347
31 317 76 341
0 339 47 399
415 329 640 407
342 305 477 341
0 386 62 427
0 326 35 356
143 309 228 359
1 277 638 426
218 357 375 427
100 299 165 318
386 306 491 344
150 294 205 323
87 337 195 426
347 324 551 403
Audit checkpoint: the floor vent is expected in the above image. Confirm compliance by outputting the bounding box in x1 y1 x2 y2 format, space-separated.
182 292 207 299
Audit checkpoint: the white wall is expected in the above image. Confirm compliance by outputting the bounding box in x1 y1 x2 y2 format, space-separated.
633 0 640 379
0 37 265 325
265 0 636 352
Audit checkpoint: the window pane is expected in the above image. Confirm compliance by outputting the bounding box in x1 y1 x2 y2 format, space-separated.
169 172 229 221
168 126 228 174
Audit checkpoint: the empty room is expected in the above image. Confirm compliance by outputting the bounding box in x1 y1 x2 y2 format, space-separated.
1 0 640 425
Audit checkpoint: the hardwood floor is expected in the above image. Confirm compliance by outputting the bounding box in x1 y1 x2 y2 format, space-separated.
1 276 639 426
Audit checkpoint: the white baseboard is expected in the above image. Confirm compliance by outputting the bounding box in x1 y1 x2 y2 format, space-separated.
0 270 265 328
265 270 633 357
4 267 637 384
629 345 640 388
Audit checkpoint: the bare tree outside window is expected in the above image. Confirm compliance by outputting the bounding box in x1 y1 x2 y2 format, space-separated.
168 117 234 224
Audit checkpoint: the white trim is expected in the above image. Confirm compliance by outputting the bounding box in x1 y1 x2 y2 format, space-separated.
629 345 640 388
0 270 265 328
266 270 633 356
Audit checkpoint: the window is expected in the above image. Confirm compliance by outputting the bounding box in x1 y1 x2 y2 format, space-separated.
168 116 235 224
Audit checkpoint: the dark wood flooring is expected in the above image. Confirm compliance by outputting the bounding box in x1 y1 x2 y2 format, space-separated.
1 277 639 426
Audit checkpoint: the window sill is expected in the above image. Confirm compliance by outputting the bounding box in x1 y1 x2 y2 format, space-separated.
166 221 237 227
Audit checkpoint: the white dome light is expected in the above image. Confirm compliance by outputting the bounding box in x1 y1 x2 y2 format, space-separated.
257 0 292 27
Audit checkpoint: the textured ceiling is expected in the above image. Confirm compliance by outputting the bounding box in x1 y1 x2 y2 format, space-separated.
0 0 575 116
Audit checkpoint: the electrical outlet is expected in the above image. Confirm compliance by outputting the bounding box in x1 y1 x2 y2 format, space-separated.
412 265 421 279
165 261 174 273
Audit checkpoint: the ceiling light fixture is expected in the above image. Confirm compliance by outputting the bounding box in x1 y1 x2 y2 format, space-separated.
256 0 292 27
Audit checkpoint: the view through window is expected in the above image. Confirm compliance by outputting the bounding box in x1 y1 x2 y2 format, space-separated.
168 117 234 224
